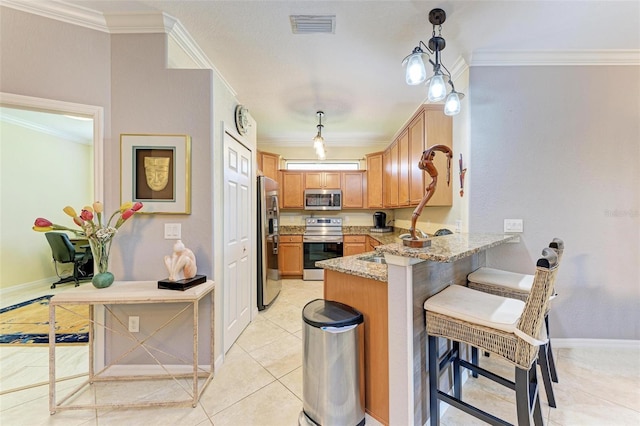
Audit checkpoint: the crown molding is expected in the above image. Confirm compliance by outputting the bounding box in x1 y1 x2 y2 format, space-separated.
1 0 109 32
0 111 89 144
471 50 640 66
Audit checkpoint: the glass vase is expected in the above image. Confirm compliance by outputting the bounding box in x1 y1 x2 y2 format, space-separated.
89 238 114 288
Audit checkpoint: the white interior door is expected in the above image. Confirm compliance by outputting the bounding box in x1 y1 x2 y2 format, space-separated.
223 133 252 352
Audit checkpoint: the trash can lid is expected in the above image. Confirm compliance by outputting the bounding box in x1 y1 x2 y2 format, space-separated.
302 299 364 328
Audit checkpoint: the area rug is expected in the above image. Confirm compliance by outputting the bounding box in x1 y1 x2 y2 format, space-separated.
0 295 89 345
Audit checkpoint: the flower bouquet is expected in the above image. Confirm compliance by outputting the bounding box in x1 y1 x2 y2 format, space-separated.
33 201 143 288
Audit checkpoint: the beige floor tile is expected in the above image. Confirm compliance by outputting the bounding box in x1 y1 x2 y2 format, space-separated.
555 347 640 412
198 344 275 415
261 299 305 334
96 403 212 425
548 385 640 426
0 386 96 425
248 333 302 378
212 381 302 426
279 366 303 400
234 315 288 353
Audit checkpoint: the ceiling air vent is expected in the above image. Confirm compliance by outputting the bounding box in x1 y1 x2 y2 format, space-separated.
290 15 336 34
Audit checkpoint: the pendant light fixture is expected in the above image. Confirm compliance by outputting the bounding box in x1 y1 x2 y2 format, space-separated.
402 8 464 116
312 111 326 160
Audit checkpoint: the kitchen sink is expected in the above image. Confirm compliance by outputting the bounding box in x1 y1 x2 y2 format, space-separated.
359 255 386 264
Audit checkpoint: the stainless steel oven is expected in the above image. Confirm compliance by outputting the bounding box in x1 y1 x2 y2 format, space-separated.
303 217 343 280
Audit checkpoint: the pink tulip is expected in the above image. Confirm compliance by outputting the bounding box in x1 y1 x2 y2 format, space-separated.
34 218 53 227
132 202 143 212
80 209 94 221
121 209 135 220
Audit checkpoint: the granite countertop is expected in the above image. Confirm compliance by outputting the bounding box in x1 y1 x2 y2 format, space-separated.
316 252 388 282
279 225 405 244
376 233 516 263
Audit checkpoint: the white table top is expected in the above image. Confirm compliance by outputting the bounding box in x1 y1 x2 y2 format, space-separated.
50 280 215 305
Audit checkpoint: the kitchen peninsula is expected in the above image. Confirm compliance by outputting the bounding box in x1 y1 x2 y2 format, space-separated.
317 233 515 426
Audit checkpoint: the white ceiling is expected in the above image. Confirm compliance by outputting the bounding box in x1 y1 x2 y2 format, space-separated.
11 1 640 151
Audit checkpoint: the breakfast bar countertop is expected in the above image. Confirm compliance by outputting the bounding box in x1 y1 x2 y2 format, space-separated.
377 233 516 263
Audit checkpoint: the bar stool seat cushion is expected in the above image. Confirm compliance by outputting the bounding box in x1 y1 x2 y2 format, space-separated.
468 267 533 291
425 285 547 347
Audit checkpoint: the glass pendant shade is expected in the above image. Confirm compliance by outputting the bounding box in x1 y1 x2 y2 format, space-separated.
427 73 447 102
444 91 461 116
405 53 427 85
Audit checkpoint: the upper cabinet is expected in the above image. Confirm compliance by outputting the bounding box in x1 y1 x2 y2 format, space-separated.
342 171 366 209
281 171 304 209
257 151 281 182
366 152 383 209
383 105 452 208
305 172 341 189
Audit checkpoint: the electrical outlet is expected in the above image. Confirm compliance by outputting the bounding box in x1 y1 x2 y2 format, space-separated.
128 316 139 333
164 223 181 239
504 219 524 233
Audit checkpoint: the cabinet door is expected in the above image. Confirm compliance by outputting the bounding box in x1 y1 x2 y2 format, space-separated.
344 235 367 256
342 171 365 209
278 235 303 276
366 236 381 252
281 172 304 209
386 141 399 207
408 111 426 205
424 107 453 206
305 172 341 189
304 172 322 189
260 152 280 182
366 152 383 209
397 129 410 206
324 172 341 189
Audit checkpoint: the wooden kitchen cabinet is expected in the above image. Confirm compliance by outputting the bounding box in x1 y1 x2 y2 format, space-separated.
257 151 281 182
366 236 381 252
423 106 453 206
366 152 384 209
278 235 303 277
343 235 367 256
280 171 304 209
304 171 341 189
397 128 410 206
342 171 366 209
384 140 399 208
381 105 452 209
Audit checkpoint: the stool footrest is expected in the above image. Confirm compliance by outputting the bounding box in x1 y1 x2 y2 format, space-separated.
438 391 513 426
460 359 515 390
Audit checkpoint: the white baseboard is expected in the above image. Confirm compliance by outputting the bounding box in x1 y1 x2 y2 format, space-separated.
553 338 640 349
0 277 57 299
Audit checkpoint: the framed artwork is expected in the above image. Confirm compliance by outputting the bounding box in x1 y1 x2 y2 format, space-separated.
120 134 191 214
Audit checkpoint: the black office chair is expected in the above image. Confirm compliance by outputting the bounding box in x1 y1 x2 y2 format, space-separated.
45 232 93 288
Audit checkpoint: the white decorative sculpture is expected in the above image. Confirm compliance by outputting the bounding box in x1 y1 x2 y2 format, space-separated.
164 240 197 282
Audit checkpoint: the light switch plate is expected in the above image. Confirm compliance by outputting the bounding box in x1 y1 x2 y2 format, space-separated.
164 223 181 239
504 219 524 233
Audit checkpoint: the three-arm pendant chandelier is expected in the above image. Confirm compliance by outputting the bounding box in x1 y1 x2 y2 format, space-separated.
402 8 464 116
312 111 326 160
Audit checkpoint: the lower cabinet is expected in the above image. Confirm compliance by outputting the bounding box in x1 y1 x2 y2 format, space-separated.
324 269 389 424
343 235 367 256
366 236 381 252
278 235 303 277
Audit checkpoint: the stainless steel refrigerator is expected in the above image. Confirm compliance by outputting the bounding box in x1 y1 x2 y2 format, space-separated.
257 176 282 310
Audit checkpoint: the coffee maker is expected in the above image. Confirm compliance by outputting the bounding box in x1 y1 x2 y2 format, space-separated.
373 211 386 229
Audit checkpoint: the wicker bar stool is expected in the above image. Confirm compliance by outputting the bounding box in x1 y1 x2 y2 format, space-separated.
424 248 558 426
467 238 564 407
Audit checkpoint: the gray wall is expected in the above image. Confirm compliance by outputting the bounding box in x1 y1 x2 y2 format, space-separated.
469 65 640 339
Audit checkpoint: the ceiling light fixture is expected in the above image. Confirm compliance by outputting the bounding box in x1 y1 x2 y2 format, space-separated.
402 8 464 116
312 111 326 160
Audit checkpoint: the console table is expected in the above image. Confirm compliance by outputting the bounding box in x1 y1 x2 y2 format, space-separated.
48 280 215 414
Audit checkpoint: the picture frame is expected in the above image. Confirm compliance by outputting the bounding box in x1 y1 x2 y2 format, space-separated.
120 134 191 214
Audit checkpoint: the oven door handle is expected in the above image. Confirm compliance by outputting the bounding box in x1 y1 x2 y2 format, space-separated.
303 236 343 243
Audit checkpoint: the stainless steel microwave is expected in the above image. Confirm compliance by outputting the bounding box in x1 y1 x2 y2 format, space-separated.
304 189 342 211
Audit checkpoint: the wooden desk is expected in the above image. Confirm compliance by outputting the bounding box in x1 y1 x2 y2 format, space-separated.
48 280 215 414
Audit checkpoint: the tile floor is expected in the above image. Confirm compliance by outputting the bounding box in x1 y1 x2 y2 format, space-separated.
1 279 639 425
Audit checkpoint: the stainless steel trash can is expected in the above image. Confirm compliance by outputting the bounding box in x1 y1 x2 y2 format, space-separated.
299 299 365 426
